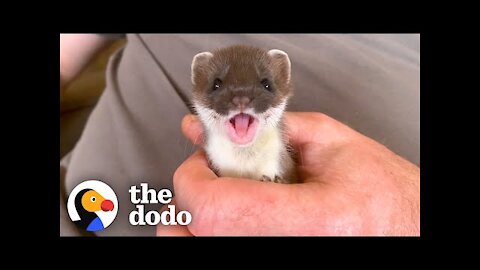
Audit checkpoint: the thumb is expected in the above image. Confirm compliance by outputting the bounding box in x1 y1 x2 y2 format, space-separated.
181 114 204 145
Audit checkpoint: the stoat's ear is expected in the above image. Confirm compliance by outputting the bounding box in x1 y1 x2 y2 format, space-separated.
191 52 213 85
268 49 291 84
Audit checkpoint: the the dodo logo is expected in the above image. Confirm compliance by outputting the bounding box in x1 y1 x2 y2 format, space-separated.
67 180 118 232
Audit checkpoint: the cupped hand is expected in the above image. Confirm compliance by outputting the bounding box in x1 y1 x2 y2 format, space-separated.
157 112 420 236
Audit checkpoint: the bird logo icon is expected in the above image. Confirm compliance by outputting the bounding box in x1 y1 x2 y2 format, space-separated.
67 180 118 232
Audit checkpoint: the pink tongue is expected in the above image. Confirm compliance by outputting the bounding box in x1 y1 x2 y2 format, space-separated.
234 114 250 137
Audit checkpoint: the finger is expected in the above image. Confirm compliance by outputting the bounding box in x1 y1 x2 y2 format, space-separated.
174 150 217 186
181 114 204 145
283 112 352 149
173 150 217 210
156 199 194 236
283 112 316 148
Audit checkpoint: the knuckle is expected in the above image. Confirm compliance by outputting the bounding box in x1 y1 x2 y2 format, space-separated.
173 162 188 190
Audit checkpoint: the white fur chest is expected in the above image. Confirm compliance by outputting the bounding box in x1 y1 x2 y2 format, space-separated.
205 126 285 180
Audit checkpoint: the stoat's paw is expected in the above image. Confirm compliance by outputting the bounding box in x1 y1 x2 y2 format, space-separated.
261 175 272 182
274 175 289 184
260 175 289 184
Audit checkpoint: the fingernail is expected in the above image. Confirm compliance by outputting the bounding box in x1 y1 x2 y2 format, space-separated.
185 114 199 124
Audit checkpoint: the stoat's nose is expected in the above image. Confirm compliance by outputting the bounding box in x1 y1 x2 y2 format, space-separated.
232 96 251 111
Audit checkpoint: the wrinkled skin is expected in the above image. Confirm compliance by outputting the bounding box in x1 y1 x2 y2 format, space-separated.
157 112 420 236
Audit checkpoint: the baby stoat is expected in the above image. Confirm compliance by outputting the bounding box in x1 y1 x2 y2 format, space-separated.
190 45 297 184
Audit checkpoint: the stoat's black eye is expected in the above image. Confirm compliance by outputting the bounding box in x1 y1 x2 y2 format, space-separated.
213 78 222 91
261 78 272 91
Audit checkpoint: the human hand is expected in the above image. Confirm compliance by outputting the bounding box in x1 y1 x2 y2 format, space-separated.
60 34 114 100
157 112 420 236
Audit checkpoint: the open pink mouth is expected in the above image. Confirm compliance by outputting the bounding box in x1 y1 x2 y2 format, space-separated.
226 113 259 145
